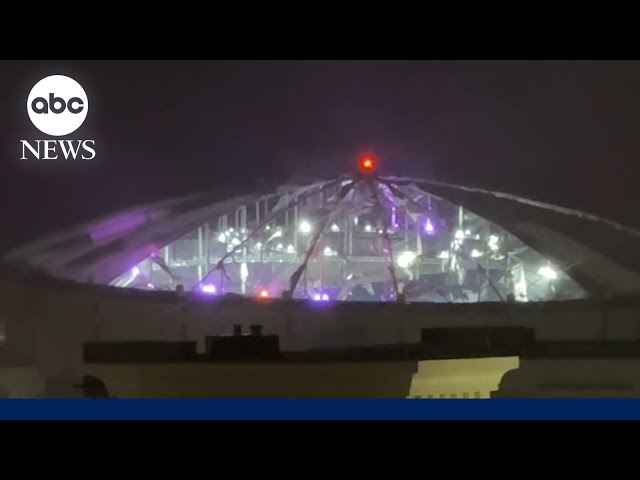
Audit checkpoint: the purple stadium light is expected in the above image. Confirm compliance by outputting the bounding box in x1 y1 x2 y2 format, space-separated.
391 207 398 228
424 217 435 235
201 284 217 294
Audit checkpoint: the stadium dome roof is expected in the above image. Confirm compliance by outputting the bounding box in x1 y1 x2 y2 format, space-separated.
5 163 640 303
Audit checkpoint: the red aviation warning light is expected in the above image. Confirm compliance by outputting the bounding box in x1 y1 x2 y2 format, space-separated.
360 156 376 172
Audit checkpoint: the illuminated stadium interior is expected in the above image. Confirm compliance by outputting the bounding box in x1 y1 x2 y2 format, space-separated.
109 162 587 303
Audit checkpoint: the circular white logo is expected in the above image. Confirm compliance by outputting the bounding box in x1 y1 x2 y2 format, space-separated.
27 75 88 137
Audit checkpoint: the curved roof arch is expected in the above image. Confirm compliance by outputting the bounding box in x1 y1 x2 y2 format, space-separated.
4 173 640 302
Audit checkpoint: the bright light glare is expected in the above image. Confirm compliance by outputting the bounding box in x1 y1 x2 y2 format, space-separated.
268 230 282 241
201 284 217 294
287 244 295 254
131 267 140 278
361 157 375 171
217 233 226 243
538 266 558 280
300 220 312 233
331 224 339 232
471 249 483 258
488 235 499 251
438 251 450 259
397 251 416 269
455 230 465 240
259 289 269 298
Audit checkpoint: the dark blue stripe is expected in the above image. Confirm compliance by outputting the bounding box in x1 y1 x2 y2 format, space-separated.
0 399 637 420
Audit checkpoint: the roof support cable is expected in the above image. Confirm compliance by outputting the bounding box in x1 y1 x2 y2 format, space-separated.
371 179 402 303
197 177 348 288
287 180 360 299
380 179 504 303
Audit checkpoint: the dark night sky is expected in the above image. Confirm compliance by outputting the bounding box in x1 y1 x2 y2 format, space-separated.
1 60 640 253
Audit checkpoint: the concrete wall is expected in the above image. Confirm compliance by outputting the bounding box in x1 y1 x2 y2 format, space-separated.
409 357 519 399
88 357 519 399
6 356 640 398
82 358 517 399
3 274 640 392
494 359 640 398
83 362 416 398
0 367 45 398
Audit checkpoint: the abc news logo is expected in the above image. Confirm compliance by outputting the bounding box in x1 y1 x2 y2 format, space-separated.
31 93 85 114
20 75 96 160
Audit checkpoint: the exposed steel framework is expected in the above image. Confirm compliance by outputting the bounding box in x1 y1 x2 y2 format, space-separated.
6 164 640 303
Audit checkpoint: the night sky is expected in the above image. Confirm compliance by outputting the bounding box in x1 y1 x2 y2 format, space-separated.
1 60 639 253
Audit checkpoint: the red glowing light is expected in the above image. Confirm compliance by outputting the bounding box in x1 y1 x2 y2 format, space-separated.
360 157 375 171
259 289 269 298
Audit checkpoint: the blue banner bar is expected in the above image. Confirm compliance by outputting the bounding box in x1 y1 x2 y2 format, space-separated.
0 399 638 420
